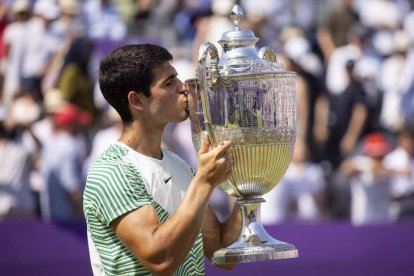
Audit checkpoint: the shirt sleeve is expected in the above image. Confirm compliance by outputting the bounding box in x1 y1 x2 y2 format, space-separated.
84 160 152 226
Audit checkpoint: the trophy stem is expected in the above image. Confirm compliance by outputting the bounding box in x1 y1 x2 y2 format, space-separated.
212 196 298 265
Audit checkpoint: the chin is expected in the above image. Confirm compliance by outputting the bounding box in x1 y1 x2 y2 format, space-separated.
179 113 189 122
170 113 188 123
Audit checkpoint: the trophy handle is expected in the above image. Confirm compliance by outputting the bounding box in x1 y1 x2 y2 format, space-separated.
197 42 220 147
258 47 277 62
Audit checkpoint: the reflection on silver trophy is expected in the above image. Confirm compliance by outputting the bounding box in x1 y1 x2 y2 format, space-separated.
187 4 299 265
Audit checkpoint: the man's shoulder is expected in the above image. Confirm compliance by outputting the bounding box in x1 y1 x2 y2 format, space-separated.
85 144 133 192
90 143 129 165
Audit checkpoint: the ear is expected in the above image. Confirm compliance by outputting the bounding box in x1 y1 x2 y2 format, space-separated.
127 91 145 111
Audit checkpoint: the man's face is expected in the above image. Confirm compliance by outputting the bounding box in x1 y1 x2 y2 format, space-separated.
146 62 188 126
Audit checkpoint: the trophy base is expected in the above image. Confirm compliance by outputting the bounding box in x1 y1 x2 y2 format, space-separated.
212 240 298 265
212 197 298 265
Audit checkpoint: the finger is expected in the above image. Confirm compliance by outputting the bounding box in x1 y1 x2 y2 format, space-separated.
216 140 232 153
198 133 211 154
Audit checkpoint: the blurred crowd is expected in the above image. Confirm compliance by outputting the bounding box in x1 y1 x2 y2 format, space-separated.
0 0 414 226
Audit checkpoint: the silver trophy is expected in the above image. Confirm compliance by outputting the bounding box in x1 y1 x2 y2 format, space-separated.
187 4 298 265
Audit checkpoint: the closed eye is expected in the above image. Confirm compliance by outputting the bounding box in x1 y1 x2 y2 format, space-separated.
163 77 182 88
161 73 178 87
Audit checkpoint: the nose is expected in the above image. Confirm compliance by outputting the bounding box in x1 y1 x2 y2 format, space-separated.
178 80 187 95
184 78 198 95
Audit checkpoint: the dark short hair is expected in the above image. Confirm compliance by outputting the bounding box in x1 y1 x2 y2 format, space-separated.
98 44 173 124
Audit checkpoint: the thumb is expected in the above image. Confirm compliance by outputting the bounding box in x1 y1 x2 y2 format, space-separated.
199 133 211 154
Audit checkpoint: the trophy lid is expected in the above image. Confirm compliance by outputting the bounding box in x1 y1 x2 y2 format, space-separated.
218 4 259 52
214 4 286 77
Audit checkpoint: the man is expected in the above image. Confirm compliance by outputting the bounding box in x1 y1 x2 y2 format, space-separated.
20 0 60 100
41 103 91 221
0 108 35 218
83 44 241 275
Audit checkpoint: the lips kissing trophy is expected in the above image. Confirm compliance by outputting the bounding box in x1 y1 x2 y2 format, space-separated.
187 4 299 265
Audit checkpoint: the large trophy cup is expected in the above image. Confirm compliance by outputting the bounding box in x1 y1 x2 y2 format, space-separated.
187 4 298 265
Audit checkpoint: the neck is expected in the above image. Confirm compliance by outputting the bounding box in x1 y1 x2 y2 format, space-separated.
118 121 164 159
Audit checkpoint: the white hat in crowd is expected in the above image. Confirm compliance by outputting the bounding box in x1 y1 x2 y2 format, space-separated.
11 0 30 15
394 30 411 53
43 89 68 114
34 0 60 20
59 0 80 15
283 36 323 76
10 96 42 125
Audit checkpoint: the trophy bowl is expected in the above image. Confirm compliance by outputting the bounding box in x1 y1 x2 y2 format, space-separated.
187 4 299 265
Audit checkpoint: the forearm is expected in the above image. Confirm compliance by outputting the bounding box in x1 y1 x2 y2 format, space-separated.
313 95 330 142
219 204 242 248
202 203 242 260
316 27 335 61
345 104 367 140
123 177 215 274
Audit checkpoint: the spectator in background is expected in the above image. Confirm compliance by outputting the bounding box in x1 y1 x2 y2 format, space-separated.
42 0 84 93
31 89 68 148
320 59 368 170
316 59 368 218
384 130 414 221
52 0 84 43
40 103 91 221
57 36 98 122
82 0 127 41
4 86 44 219
20 0 60 102
379 30 412 135
324 23 375 97
400 6 414 131
0 108 36 218
30 89 69 215
1 0 31 106
317 0 360 62
341 132 393 225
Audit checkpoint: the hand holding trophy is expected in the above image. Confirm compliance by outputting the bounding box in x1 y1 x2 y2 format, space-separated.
187 4 299 265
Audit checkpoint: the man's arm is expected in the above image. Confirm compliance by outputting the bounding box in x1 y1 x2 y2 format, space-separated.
340 103 367 155
313 94 330 144
201 204 242 267
112 139 232 275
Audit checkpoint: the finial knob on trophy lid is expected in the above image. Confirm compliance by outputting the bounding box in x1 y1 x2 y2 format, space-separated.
230 4 244 31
